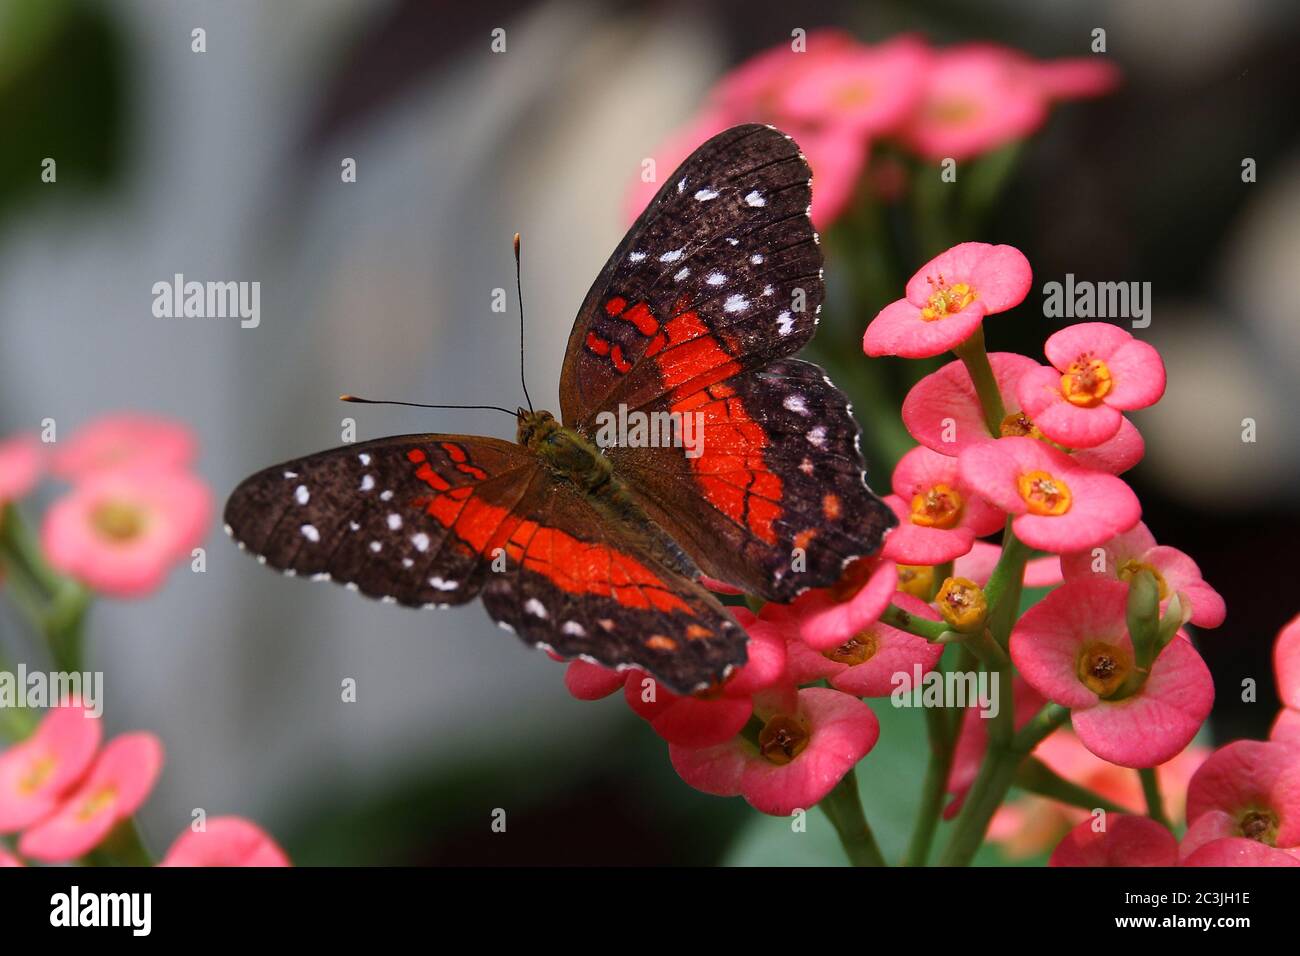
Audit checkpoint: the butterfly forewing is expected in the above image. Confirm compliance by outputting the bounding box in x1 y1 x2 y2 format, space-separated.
560 124 823 429
224 435 537 607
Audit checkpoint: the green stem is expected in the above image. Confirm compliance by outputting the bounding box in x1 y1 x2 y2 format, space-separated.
984 523 1030 648
904 700 957 866
951 325 1006 434
1139 767 1172 830
938 703 1070 866
86 818 154 867
880 603 950 642
819 769 888 867
1016 758 1127 815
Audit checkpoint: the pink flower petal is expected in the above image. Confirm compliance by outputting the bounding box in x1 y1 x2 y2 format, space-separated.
563 661 625 701
1017 365 1124 449
1271 708 1300 744
1182 838 1300 867
787 559 899 650
668 738 747 799
827 594 944 698
1185 739 1300 845
1024 554 1063 587
1044 322 1135 369
1275 615 1300 710
1071 417 1145 474
880 495 977 565
622 677 752 748
1103 339 1167 409
863 297 987 359
51 414 197 480
1049 814 1178 867
0 433 44 502
160 816 290 867
902 352 1040 454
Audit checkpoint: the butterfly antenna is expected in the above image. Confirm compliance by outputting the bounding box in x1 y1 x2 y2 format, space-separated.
339 395 518 419
515 233 535 415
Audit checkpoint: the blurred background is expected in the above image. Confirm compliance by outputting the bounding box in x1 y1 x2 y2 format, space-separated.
1 0 1298 865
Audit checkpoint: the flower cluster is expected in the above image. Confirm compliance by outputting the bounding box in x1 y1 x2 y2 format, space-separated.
0 702 287 867
628 33 1118 227
553 235 1267 869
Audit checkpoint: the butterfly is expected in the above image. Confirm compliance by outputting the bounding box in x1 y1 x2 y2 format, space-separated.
224 124 896 695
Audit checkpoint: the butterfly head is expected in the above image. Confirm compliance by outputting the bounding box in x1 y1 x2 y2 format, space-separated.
516 408 560 451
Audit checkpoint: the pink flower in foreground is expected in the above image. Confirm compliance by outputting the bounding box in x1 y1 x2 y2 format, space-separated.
1010 579 1214 767
864 243 1032 358
621 612 787 747
0 846 23 866
19 732 163 862
782 592 943 697
778 35 928 136
763 557 898 651
880 445 1004 565
1049 814 1178 867
0 704 102 833
902 352 1145 474
0 433 44 502
51 413 196 481
160 816 290 867
1017 324 1166 449
959 437 1141 553
901 45 1049 161
1060 522 1225 628
1182 839 1300 867
669 687 879 816
1273 615 1300 743
42 468 211 597
1179 740 1300 861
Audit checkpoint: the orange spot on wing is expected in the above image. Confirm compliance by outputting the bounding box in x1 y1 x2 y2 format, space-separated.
407 449 427 463
457 463 488 481
610 344 632 374
793 529 818 551
415 463 450 492
604 296 627 316
586 332 610 356
823 493 842 520
622 302 658 336
645 332 666 356
646 635 678 651
440 442 468 463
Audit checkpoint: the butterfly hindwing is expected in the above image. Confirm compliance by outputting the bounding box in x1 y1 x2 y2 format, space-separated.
477 476 747 693
560 124 823 429
607 359 896 601
224 435 539 607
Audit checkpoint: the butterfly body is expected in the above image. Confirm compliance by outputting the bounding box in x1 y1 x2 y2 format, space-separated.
226 125 896 694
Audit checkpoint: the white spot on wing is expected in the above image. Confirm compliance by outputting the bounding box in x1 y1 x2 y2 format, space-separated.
628 251 646 263
784 394 809 415
723 294 750 313
744 190 766 207
674 267 689 282
562 621 586 636
525 598 548 618
706 272 726 286
360 474 375 492
659 249 684 263
807 426 827 448
777 311 795 336
283 471 298 480
300 524 320 542
369 541 382 553
429 576 459 591
380 490 394 501
750 254 764 265
387 513 402 530
295 485 309 505
693 188 718 201
359 453 371 465
411 532 430 552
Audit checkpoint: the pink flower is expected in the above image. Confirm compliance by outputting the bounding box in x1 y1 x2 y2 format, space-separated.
864 243 1032 358
563 660 626 701
1049 814 1178 867
959 437 1141 553
1010 579 1214 768
794 125 870 226
0 846 23 866
0 433 44 502
778 35 928 136
901 44 1049 161
1180 740 1300 861
19 732 163 862
51 414 197 481
948 538 1065 590
1274 615 1300 744
42 468 212 597
902 352 1145 474
1017 324 1166 449
669 687 879 816
160 816 290 867
712 29 860 116
1060 522 1225 628
763 557 898 651
621 613 787 747
782 592 943 697
0 704 102 833
880 445 1004 564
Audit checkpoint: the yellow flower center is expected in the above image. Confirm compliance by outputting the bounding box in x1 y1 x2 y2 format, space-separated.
1000 412 1044 440
1117 559 1170 600
1238 809 1278 845
928 97 979 124
1076 641 1133 697
833 83 872 108
758 714 811 766
920 276 977 322
936 577 987 632
90 500 148 542
76 786 117 821
896 565 935 599
1060 356 1113 408
1018 470 1072 516
910 483 964 529
19 753 57 794
824 629 879 667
